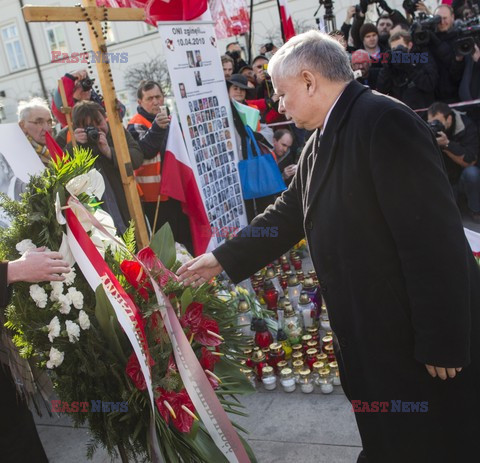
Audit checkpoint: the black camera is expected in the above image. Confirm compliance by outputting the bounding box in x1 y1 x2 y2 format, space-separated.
403 0 421 16
264 43 275 52
453 22 480 55
84 126 99 144
80 77 95 91
428 119 446 137
226 50 241 61
411 14 441 46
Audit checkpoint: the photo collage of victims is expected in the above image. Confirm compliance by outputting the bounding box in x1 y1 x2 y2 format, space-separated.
186 95 244 245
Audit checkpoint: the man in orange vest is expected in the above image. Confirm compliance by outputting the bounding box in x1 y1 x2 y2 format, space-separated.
127 80 193 253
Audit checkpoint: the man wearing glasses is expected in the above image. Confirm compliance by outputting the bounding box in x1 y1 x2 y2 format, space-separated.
17 97 54 166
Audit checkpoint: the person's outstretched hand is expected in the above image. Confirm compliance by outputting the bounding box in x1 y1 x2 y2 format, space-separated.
8 247 70 284
177 253 223 287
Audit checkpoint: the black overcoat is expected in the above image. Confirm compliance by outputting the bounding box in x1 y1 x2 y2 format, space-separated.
214 80 480 462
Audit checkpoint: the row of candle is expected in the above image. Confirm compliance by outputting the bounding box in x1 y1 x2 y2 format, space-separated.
241 360 341 394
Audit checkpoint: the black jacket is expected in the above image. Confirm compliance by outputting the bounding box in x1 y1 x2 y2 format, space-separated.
442 110 479 183
214 80 480 462
377 49 438 109
63 129 143 233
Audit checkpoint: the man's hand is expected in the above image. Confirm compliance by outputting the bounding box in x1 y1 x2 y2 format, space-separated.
284 164 297 178
425 364 462 380
416 1 431 14
345 5 356 23
155 109 170 129
436 131 449 148
8 248 70 284
74 128 88 144
97 132 112 159
177 253 223 287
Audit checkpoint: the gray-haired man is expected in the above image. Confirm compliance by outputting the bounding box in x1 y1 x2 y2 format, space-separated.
178 30 480 463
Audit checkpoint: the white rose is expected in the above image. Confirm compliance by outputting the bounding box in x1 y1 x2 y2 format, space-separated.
46 347 64 369
68 287 84 310
65 320 80 343
16 239 36 255
63 268 76 286
78 310 90 330
47 316 61 343
50 281 64 302
29 284 48 308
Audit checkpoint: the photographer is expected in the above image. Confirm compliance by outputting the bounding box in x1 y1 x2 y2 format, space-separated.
377 30 438 109
52 69 126 128
61 101 144 233
225 42 248 73
427 4 463 102
427 101 480 222
351 0 409 50
352 49 380 89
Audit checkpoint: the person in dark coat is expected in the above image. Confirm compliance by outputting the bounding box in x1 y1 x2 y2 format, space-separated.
177 30 480 463
376 31 438 109
1 248 70 463
60 101 144 234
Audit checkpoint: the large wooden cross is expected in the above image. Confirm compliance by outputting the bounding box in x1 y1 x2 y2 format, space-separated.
23 0 150 248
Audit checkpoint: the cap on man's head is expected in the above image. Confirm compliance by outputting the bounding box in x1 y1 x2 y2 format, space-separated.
227 74 250 89
360 23 379 42
252 55 269 65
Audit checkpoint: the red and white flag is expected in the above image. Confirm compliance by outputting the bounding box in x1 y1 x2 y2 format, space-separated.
96 0 208 24
159 117 211 256
277 0 296 42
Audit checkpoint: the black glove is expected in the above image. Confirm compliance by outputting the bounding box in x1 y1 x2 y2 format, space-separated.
378 0 393 14
360 0 369 14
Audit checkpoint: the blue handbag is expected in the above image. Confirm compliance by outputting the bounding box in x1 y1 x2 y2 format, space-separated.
238 126 287 200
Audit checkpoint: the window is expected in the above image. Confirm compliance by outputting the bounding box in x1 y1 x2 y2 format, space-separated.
1 24 26 72
44 23 68 55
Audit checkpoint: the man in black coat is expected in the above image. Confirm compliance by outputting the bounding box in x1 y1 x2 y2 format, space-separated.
178 30 480 463
1 248 69 462
377 30 438 109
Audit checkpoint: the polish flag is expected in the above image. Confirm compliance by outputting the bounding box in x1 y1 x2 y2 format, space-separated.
45 131 65 163
159 117 211 256
277 0 296 42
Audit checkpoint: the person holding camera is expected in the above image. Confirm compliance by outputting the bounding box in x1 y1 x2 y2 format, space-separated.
427 4 463 102
350 0 408 50
377 30 438 109
427 101 480 222
61 101 143 233
225 42 248 73
52 69 126 128
127 80 193 254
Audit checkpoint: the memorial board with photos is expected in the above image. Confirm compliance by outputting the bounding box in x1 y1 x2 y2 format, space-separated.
158 10 248 249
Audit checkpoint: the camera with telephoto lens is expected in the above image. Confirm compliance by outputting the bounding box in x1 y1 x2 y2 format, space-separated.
453 21 480 56
428 119 446 137
403 0 421 16
410 14 441 46
80 77 95 91
226 50 241 60
84 126 99 144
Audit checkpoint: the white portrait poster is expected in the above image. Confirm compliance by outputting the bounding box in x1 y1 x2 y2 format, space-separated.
0 123 45 226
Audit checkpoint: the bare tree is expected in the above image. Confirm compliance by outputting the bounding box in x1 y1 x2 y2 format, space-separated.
124 57 172 96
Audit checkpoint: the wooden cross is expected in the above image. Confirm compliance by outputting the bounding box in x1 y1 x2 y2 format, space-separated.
23 0 150 248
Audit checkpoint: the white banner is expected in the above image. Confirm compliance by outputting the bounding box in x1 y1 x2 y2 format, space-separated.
158 9 248 250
